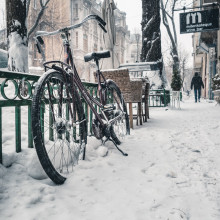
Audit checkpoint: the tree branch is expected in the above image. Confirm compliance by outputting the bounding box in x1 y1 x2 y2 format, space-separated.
27 0 51 39
26 0 31 16
171 0 178 44
165 0 169 10
160 0 179 61
165 10 172 20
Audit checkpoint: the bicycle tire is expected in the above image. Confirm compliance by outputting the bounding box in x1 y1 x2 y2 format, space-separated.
32 69 87 184
106 79 130 145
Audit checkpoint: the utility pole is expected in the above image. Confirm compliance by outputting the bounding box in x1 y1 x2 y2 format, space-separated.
182 58 186 91
209 47 215 100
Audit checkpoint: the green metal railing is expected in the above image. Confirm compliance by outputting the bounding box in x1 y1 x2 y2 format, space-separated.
0 70 98 164
149 89 170 107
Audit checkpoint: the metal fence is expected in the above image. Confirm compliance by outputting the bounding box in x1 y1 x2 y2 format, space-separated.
0 70 98 164
149 89 170 107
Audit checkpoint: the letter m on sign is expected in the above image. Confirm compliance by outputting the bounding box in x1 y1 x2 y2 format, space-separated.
186 12 202 25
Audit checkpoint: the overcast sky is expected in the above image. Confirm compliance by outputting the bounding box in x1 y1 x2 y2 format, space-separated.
0 0 5 28
115 0 193 67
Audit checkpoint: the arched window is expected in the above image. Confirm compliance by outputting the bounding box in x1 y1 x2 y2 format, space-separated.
83 34 88 52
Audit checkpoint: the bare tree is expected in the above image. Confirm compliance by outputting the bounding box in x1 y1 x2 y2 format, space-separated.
160 0 182 90
165 40 189 88
6 0 51 72
141 0 164 88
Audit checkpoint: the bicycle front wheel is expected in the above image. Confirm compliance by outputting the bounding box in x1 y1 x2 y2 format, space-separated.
106 80 130 145
32 69 87 184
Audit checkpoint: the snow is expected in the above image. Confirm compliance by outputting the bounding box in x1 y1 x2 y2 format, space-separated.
143 70 163 89
1 96 220 219
8 26 28 73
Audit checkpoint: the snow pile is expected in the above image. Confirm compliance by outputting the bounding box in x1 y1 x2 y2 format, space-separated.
0 97 220 219
8 20 28 73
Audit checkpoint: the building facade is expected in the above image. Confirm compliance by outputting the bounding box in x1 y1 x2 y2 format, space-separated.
125 33 142 64
192 0 219 99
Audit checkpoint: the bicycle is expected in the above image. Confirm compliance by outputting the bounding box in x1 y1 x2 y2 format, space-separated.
32 14 130 184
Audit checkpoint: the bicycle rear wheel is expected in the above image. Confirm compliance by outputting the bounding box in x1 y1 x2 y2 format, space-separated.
32 69 87 184
106 80 130 145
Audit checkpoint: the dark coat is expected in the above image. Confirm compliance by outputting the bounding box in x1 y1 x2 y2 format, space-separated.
191 75 204 90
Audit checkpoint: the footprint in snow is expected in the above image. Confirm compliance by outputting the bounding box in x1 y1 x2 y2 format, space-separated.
141 163 155 174
166 171 177 178
168 208 189 220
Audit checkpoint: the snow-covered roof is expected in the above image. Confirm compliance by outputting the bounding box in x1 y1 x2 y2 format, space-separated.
119 62 159 71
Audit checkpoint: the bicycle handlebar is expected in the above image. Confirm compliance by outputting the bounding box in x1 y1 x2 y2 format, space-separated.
35 14 107 37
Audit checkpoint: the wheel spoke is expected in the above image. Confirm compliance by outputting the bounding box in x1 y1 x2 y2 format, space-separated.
32 70 86 184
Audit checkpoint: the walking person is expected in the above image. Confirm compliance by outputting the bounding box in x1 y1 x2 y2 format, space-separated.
191 72 204 102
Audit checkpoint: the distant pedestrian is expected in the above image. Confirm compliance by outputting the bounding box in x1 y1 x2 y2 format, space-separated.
191 72 204 102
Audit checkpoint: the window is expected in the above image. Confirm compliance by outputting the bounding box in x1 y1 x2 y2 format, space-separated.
94 22 98 35
75 4 78 18
83 34 88 52
121 38 124 48
94 44 97 52
121 51 124 63
84 6 89 17
33 43 37 59
76 32 78 48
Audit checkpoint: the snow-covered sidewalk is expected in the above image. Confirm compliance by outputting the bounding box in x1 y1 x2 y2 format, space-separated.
0 97 220 220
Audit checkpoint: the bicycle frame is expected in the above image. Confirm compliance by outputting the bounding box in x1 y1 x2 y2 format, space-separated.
43 30 123 129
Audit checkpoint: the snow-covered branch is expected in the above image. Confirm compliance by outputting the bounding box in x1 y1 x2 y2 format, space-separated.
28 0 51 38
143 16 156 33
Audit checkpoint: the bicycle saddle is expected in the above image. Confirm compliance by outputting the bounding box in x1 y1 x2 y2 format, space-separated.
84 50 110 62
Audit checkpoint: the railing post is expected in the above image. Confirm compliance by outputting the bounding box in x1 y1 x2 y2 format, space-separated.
89 88 93 135
163 89 166 107
0 107 2 164
28 105 33 148
49 104 54 141
85 99 88 134
40 104 45 141
66 104 70 142
15 106 21 153
160 90 162 107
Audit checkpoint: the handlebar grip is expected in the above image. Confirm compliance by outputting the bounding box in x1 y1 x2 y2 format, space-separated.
37 36 44 45
95 15 106 26
98 23 107 33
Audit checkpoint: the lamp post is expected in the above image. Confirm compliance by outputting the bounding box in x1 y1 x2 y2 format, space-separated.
134 33 140 62
209 47 215 100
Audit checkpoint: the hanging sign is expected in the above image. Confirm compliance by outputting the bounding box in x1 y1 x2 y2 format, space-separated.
180 8 219 34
